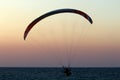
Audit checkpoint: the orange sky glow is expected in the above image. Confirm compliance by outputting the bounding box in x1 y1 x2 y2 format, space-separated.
0 0 120 67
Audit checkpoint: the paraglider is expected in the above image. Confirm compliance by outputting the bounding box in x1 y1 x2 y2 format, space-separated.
24 8 93 40
63 66 72 76
23 8 93 76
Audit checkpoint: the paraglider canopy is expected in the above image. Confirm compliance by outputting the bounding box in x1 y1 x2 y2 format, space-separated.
24 8 93 40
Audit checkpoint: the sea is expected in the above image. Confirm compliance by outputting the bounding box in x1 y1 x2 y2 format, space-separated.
0 67 120 80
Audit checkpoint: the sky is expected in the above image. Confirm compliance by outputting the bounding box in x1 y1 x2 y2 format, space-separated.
0 0 120 67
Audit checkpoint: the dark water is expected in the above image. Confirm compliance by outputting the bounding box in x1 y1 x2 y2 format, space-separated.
0 67 120 80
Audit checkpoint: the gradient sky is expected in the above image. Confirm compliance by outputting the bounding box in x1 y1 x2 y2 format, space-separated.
0 0 120 67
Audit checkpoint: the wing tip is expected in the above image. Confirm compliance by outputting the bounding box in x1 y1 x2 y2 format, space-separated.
91 20 93 24
24 31 27 40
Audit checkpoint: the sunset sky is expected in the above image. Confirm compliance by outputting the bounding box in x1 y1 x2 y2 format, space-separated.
0 0 120 67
